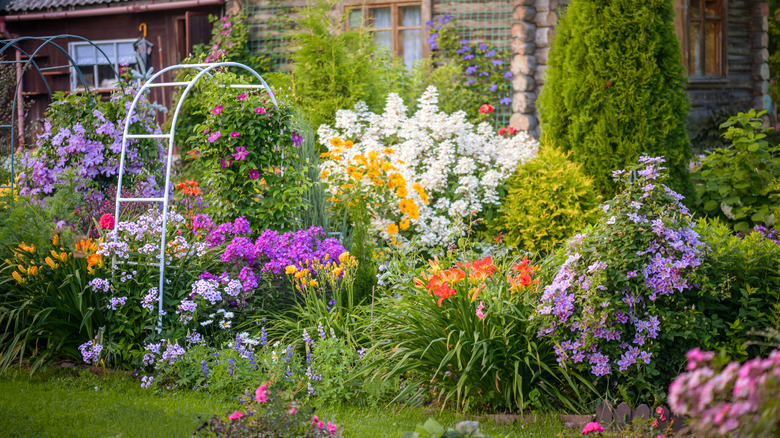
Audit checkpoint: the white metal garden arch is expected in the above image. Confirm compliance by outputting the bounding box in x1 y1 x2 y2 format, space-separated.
114 62 278 327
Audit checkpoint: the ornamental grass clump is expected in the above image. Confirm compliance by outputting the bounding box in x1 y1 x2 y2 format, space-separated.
535 156 706 403
318 86 538 247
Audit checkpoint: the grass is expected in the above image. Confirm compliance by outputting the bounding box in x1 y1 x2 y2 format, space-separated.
0 367 581 437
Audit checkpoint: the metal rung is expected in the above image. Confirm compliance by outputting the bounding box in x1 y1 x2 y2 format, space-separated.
146 81 192 88
118 197 165 202
0 124 11 128
126 133 171 139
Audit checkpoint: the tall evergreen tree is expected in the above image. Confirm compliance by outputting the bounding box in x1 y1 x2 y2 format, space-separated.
539 0 692 198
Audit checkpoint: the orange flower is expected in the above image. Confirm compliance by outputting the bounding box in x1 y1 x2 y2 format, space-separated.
87 253 103 272
440 268 466 285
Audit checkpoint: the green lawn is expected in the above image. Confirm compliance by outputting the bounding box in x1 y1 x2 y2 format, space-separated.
0 368 580 437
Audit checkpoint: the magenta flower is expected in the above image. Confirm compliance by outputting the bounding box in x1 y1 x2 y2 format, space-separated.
327 423 337 434
221 159 232 168
208 131 221 143
230 131 240 139
254 107 265 115
228 410 244 421
248 169 260 179
237 93 247 101
255 384 268 402
212 105 223 115
232 146 248 161
582 422 604 434
476 301 485 320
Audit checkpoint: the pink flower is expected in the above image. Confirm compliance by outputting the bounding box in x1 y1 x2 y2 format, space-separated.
233 146 248 161
212 105 223 115
476 301 485 320
254 107 265 114
98 213 115 230
249 169 260 179
327 422 337 435
237 93 247 101
582 422 604 434
208 131 221 143
318 421 325 429
230 131 240 139
655 406 663 415
220 159 232 168
228 410 244 420
311 415 319 425
289 406 296 415
255 384 268 403
211 44 219 51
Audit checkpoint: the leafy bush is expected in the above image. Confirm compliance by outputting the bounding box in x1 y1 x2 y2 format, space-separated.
538 0 692 198
694 219 780 361
366 242 593 412
534 156 705 405
318 87 538 247
669 348 780 438
488 146 601 254
186 72 311 232
269 0 397 129
692 109 780 232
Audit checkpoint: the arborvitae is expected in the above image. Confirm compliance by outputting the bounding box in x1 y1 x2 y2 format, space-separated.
538 0 693 198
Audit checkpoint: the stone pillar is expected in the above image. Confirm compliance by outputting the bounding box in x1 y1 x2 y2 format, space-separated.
509 0 565 138
750 1 771 118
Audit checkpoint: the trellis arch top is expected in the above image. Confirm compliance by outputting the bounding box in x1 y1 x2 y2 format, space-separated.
113 62 278 325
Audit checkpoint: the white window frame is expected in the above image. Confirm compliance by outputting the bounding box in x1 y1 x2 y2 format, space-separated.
69 39 138 91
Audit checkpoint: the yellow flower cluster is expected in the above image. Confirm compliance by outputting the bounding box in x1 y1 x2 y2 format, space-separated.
8 235 84 283
283 251 358 293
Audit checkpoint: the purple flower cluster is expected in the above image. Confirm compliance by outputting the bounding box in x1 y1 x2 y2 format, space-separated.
176 299 198 324
669 348 780 436
536 157 706 376
253 227 345 276
78 340 103 365
89 278 111 293
107 296 128 311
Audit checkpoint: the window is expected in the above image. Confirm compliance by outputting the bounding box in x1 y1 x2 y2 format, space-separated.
347 3 424 68
675 0 725 78
69 39 138 91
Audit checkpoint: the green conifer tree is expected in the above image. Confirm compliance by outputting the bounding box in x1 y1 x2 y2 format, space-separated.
538 0 693 198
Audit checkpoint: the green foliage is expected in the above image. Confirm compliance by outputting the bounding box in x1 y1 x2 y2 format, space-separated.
693 218 780 361
268 0 398 128
488 146 601 255
692 109 780 232
403 418 491 438
187 72 311 231
538 0 692 198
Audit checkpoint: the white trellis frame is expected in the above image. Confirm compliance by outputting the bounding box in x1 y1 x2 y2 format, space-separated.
114 62 278 327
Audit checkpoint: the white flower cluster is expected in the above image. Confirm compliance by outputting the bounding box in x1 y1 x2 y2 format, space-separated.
318 86 539 246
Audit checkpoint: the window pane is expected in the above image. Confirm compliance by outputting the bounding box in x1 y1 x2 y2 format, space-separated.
370 7 392 29
400 29 422 67
118 42 136 65
74 45 96 65
374 30 393 51
96 43 114 64
401 6 421 27
690 22 701 76
74 65 95 89
704 0 720 17
690 0 700 18
348 9 363 28
97 64 118 89
704 21 721 75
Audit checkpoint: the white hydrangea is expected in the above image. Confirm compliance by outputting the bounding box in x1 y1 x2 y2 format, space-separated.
319 86 539 246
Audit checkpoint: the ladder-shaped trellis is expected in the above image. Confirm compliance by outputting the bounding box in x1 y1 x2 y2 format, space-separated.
114 62 278 326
